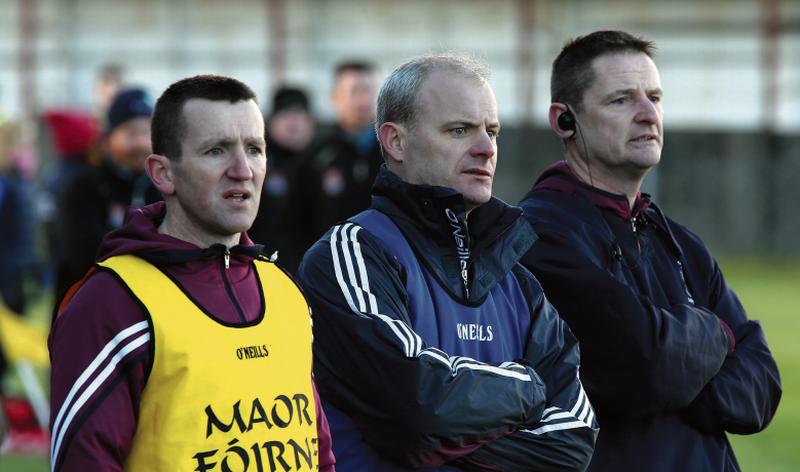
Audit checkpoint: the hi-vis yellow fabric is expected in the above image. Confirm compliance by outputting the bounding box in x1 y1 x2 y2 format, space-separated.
98 255 318 472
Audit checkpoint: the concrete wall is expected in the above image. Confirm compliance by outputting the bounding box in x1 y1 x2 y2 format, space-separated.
493 127 799 255
1 0 798 129
0 0 798 254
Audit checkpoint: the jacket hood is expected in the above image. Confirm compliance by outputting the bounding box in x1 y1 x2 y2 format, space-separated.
533 160 650 221
98 201 263 265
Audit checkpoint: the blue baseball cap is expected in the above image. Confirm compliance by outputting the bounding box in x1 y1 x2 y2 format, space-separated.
106 87 153 133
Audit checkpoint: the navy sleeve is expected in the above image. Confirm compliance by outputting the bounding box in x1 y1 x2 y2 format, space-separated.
677 238 781 435
519 217 730 420
454 268 597 471
298 223 548 468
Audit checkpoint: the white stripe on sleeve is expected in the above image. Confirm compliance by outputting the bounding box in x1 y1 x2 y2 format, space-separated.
328 223 532 384
51 328 150 470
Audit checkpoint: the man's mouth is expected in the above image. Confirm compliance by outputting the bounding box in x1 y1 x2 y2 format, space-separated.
630 134 658 143
464 168 492 178
224 191 251 201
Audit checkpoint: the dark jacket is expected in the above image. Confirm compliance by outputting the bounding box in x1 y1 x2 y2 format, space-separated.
289 124 383 256
54 158 161 302
249 136 306 273
48 202 335 472
0 173 37 314
298 167 597 471
518 161 781 472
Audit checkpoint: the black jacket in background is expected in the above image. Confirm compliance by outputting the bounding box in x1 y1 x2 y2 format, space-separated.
518 161 781 472
248 136 306 273
54 158 160 302
288 124 382 259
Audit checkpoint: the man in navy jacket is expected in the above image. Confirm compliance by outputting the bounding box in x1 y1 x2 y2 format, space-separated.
299 54 598 471
518 30 781 471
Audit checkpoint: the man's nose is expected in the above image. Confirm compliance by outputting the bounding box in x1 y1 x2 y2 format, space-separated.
470 130 496 159
228 147 255 180
635 96 661 125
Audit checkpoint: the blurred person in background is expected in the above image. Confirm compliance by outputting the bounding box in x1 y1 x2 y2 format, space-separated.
299 53 597 471
518 30 781 471
291 60 382 257
249 86 315 273
92 63 125 118
0 119 38 315
40 110 101 271
54 87 160 304
0 119 39 391
49 74 334 471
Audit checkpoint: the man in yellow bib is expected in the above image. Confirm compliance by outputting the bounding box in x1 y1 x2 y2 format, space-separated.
49 75 335 471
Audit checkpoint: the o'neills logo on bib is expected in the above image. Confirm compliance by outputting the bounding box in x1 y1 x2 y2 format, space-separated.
193 393 317 471
236 344 270 360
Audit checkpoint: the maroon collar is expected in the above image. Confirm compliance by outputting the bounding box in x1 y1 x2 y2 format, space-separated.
532 161 651 221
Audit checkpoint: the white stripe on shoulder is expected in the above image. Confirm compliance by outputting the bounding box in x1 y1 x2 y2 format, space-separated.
330 224 363 316
50 327 150 471
330 223 415 356
329 221 532 384
340 224 368 312
349 225 380 315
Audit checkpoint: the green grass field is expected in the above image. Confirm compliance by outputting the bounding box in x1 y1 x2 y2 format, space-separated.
1 257 797 471
721 257 799 471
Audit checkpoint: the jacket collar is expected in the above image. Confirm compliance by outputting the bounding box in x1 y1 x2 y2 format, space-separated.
98 201 269 266
533 160 651 221
369 165 536 303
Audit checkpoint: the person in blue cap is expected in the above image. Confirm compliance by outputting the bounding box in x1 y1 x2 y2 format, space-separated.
54 87 160 303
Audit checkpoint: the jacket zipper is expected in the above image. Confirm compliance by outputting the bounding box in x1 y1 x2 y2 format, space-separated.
631 216 642 255
676 260 696 304
220 249 246 322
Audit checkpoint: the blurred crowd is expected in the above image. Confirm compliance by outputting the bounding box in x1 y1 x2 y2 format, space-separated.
0 60 383 390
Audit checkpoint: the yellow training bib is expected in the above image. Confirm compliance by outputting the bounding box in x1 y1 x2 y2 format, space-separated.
98 255 318 472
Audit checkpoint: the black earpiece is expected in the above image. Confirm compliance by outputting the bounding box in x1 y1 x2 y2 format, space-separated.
558 111 576 132
558 104 593 186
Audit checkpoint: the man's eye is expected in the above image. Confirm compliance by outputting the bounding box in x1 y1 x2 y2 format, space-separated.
610 97 627 105
247 146 264 156
206 147 224 156
487 130 499 138
451 127 467 136
649 95 662 104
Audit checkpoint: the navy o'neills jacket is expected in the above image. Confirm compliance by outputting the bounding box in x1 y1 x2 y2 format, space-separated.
298 166 598 471
518 161 781 472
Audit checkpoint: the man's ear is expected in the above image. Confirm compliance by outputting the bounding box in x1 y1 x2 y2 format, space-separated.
378 122 406 165
549 102 575 140
145 154 176 196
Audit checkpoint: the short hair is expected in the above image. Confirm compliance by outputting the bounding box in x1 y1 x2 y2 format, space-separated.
151 74 258 160
97 63 124 84
375 53 490 151
334 61 375 81
551 30 656 111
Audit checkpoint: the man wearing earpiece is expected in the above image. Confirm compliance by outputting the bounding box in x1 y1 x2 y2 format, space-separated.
518 30 781 471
